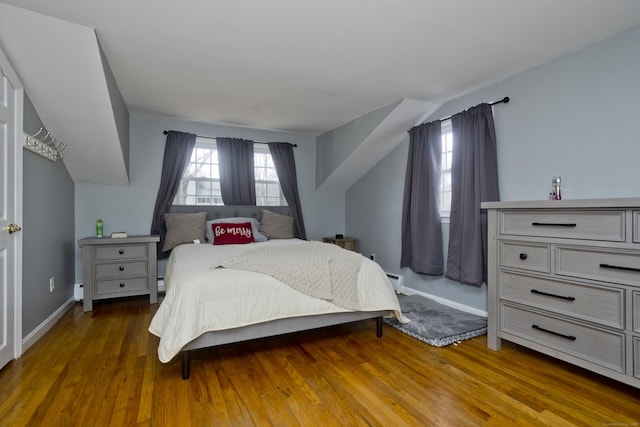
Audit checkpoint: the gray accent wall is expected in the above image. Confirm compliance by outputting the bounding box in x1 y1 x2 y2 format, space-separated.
346 25 640 312
23 95 75 337
74 114 346 282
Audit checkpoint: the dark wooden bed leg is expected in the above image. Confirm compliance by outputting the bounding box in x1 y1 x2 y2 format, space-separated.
182 351 191 380
376 316 383 338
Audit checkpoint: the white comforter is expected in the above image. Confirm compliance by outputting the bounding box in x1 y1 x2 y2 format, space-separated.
149 239 406 362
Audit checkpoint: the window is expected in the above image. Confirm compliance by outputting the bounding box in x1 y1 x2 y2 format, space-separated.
254 145 287 206
440 120 453 215
174 138 286 206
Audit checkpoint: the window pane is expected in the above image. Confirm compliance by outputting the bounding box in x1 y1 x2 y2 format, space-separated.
440 120 453 213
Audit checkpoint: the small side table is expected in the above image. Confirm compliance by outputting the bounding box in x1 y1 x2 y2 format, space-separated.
323 236 357 252
78 235 160 312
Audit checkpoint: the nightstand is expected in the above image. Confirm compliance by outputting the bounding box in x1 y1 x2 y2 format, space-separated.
323 236 357 251
78 235 160 312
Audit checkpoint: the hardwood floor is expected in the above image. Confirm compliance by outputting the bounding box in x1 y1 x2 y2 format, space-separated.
1 296 639 426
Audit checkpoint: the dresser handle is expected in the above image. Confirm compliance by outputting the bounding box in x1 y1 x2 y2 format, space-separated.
530 289 575 301
519 253 527 260
531 324 576 341
119 282 125 288
531 222 577 227
119 249 124 255
119 266 125 271
599 263 640 273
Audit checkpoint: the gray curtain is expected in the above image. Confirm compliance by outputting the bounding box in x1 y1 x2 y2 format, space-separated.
446 103 500 285
217 137 256 205
150 131 197 258
401 120 444 275
268 142 307 240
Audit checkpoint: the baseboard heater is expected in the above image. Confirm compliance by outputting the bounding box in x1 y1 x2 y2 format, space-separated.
385 273 403 292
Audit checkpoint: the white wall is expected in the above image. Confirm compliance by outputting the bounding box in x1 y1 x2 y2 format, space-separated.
346 25 640 311
74 114 345 281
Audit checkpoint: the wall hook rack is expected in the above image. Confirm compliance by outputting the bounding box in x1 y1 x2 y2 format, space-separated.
23 128 68 161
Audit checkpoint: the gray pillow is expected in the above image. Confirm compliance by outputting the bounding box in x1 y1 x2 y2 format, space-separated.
163 212 207 252
206 217 267 243
259 209 294 239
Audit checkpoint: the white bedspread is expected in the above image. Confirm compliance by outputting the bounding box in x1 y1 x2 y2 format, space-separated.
216 241 364 310
149 239 406 362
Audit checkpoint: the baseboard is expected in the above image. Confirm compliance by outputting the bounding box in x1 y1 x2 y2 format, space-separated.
22 296 76 353
399 286 487 317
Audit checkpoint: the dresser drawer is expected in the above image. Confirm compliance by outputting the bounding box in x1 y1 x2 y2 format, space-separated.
634 211 640 243
500 271 624 329
556 246 640 286
499 210 625 242
500 241 550 273
500 303 625 373
95 277 148 296
634 291 640 334
95 261 148 278
634 337 640 379
95 244 148 260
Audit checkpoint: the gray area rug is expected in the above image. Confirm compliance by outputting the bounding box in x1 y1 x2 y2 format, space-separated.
384 295 487 347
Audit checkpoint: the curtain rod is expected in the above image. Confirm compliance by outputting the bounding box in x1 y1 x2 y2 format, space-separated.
162 130 297 147
437 96 510 123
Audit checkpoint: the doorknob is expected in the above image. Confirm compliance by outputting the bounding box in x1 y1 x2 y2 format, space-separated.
5 224 22 234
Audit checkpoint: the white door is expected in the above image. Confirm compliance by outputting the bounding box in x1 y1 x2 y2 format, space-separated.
0 47 23 370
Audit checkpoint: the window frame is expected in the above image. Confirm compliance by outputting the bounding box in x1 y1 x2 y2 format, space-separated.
173 137 287 207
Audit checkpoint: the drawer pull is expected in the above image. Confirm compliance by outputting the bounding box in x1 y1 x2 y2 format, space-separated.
531 222 577 227
119 282 125 288
599 263 640 273
519 253 528 260
119 249 124 255
530 289 575 301
119 266 125 271
531 324 576 341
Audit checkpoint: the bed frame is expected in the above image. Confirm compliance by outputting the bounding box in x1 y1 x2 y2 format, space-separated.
167 205 387 379
181 312 385 379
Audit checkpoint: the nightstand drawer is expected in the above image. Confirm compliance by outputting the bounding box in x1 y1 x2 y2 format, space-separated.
95 261 148 278
95 244 148 260
501 303 625 373
500 271 624 329
500 241 550 273
556 246 640 286
323 237 357 251
95 277 148 296
499 210 625 241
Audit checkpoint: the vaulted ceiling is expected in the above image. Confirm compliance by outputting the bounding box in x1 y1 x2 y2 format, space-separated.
1 1 640 184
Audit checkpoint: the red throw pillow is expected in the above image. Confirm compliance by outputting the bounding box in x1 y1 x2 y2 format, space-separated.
212 222 255 245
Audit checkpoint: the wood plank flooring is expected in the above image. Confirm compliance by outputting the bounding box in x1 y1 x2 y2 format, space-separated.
1 296 640 426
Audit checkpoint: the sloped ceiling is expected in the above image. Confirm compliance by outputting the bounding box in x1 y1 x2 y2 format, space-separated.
1 1 640 187
0 3 128 185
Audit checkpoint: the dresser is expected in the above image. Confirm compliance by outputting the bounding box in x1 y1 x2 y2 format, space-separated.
482 198 640 388
78 235 160 312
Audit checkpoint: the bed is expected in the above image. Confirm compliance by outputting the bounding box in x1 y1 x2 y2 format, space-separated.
148 205 406 379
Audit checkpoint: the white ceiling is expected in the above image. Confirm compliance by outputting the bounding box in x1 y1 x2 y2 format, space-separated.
1 1 640 184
